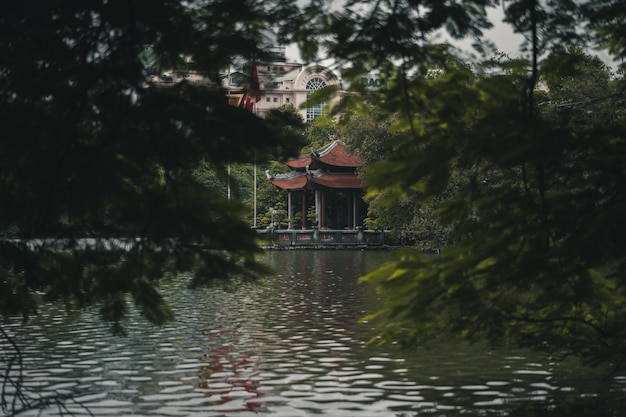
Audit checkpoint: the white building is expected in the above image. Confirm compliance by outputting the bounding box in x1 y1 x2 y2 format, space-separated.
223 48 342 122
144 43 381 122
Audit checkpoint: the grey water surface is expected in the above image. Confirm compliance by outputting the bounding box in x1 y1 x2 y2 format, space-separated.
2 250 624 416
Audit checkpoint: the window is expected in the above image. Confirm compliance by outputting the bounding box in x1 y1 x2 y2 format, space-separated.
285 97 290 103
266 97 271 102
306 77 326 91
273 97 278 102
306 77 328 122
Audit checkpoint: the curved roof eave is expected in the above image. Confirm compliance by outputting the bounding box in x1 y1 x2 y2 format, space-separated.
285 157 312 169
315 141 362 168
268 173 309 191
285 140 362 170
311 173 364 189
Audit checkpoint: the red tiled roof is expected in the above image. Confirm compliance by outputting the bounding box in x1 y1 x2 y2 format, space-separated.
267 170 363 191
316 141 362 168
284 140 362 170
285 156 311 170
268 141 363 191
267 172 309 191
311 173 363 189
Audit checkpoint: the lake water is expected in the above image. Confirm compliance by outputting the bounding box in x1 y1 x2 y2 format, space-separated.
1 250 624 416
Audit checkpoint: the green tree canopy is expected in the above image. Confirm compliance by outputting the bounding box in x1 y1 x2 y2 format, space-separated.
263 104 306 159
0 0 301 333
303 115 340 151
281 0 626 371
5 0 626 374
540 47 621 127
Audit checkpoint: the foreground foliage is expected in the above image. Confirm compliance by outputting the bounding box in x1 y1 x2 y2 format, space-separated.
0 0 303 333
281 0 626 370
3 0 626 386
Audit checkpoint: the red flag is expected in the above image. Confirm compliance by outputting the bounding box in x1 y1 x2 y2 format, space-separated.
241 65 261 112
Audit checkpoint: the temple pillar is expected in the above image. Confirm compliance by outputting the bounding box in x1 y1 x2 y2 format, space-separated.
346 192 353 230
320 191 326 229
352 191 357 229
315 189 321 227
301 191 306 229
287 191 293 229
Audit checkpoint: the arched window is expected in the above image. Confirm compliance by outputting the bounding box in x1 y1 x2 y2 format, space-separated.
306 77 327 122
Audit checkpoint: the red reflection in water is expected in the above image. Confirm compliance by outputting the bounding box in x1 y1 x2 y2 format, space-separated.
199 328 262 412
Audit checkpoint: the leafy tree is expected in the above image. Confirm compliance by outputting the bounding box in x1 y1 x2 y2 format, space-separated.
258 201 289 229
283 0 626 375
303 115 340 150
0 0 301 335
540 47 621 127
339 105 396 166
264 104 307 158
254 160 289 226
191 105 305 228
340 105 453 249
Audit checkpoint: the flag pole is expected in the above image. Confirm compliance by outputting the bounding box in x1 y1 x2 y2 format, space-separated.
227 64 231 200
252 61 258 228
254 151 257 228
253 96 257 228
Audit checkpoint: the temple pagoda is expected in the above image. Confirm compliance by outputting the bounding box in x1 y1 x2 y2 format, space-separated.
266 140 365 230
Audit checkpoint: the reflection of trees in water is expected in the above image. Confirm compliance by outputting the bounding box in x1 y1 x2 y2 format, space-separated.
0 326 92 416
4 250 625 416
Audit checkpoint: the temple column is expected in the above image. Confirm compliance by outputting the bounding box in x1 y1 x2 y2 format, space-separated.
353 191 357 229
315 189 321 228
301 191 306 229
347 192 353 230
321 191 327 229
287 191 293 229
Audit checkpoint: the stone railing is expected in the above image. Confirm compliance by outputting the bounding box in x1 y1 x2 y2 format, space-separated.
257 227 386 247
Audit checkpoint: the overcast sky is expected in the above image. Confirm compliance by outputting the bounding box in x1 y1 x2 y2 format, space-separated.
285 2 617 71
285 3 526 63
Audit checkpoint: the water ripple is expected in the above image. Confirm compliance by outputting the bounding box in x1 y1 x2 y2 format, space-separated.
2 251 623 416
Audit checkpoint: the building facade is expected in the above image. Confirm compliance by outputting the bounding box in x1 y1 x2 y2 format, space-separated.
222 47 343 122
145 44 365 123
